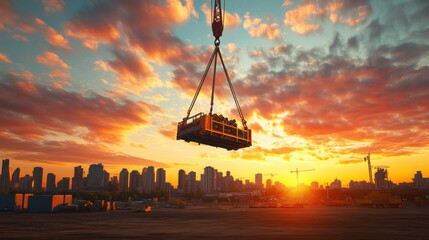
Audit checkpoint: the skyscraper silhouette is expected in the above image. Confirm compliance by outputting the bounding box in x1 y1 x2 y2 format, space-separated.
156 168 166 190
119 168 129 192
0 159 11 191
178 169 187 192
72 165 84 191
87 163 104 188
255 173 263 190
142 166 155 193
203 166 215 193
33 167 43 192
129 170 141 192
46 173 56 192
188 171 196 193
11 167 20 189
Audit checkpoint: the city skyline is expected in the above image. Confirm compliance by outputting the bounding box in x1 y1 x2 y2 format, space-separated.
1 1 428 187
1 158 428 192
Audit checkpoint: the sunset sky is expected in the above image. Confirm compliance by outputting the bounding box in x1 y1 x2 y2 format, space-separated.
1 0 428 187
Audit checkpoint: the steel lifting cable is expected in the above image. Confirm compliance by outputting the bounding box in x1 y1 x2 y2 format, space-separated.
186 47 218 119
209 48 218 116
217 49 248 130
186 0 248 129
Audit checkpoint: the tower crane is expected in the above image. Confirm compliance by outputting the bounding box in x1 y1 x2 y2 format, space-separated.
290 168 315 187
364 152 373 184
176 0 252 151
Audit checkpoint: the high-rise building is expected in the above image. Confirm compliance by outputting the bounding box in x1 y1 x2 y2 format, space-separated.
413 171 429 189
103 170 110 191
129 170 141 192
224 171 234 192
72 165 84 191
33 167 43 192
87 163 104 188
119 168 129 192
11 167 20 189
46 173 56 192
330 178 341 189
375 168 388 190
216 171 223 192
255 173 263 190
0 159 11 191
178 169 187 192
110 176 119 192
142 167 155 193
57 177 70 191
156 168 166 190
202 166 215 193
19 174 33 192
266 179 272 189
188 171 196 193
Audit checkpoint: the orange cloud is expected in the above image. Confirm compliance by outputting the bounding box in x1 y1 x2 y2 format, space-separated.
243 13 281 40
36 51 70 69
284 0 372 34
48 69 70 79
0 74 161 144
236 41 429 157
64 0 196 54
42 0 65 13
201 3 241 29
327 0 371 26
35 18 71 51
94 47 162 94
284 3 323 34
0 52 12 63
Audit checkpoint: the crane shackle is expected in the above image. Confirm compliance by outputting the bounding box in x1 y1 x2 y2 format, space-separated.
212 0 224 40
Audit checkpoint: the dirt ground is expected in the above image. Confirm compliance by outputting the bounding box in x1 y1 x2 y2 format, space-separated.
1 206 429 239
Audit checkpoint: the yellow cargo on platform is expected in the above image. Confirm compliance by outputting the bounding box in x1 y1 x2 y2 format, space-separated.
177 113 251 151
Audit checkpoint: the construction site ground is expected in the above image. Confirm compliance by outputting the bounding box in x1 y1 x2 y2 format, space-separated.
1 205 428 239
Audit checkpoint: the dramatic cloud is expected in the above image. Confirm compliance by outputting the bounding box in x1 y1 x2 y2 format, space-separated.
201 3 241 29
35 18 71 51
42 0 65 13
94 47 162 94
0 52 12 63
36 51 69 69
284 3 324 34
284 0 372 34
0 74 161 143
64 0 196 60
237 41 429 157
243 13 281 40
327 0 372 26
